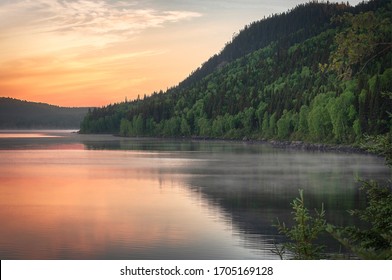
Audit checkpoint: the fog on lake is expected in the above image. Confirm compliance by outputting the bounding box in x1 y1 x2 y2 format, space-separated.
0 130 390 259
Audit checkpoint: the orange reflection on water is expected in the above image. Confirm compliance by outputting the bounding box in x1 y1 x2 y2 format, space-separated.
43 143 85 150
0 133 62 138
0 150 209 259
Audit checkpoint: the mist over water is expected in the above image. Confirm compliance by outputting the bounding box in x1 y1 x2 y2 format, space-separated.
0 130 390 259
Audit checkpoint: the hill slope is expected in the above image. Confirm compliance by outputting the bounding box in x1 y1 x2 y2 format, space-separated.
179 0 351 89
80 0 392 144
0 98 90 129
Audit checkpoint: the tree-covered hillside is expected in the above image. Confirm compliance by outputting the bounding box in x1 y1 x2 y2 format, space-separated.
0 98 90 129
80 0 392 144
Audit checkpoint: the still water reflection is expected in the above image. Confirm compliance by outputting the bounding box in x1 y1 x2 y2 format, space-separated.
0 131 390 259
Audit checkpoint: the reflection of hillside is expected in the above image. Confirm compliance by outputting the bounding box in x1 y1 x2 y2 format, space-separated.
84 137 391 256
84 137 270 153
4 133 390 259
176 149 391 254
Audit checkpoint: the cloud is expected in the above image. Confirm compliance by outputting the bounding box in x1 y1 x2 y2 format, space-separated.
0 0 202 45
0 0 203 106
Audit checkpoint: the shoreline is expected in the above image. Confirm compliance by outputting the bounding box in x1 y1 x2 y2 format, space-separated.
196 137 368 154
104 132 370 155
260 139 367 154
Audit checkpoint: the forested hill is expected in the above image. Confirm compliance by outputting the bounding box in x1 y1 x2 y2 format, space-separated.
0 98 90 129
179 0 353 89
80 0 392 144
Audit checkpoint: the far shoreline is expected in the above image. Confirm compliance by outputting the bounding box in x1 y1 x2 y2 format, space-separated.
78 129 371 156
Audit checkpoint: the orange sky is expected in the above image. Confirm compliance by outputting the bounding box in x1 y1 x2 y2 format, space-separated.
0 0 363 107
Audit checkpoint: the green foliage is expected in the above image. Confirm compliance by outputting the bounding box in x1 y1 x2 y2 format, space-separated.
298 105 310 136
119 118 130 136
268 113 277 138
79 0 392 143
329 10 392 80
328 125 392 259
274 190 326 260
327 90 357 142
327 180 392 259
275 182 392 259
361 133 392 166
261 112 270 137
275 129 392 259
277 110 293 139
180 118 191 136
307 93 333 142
197 117 211 137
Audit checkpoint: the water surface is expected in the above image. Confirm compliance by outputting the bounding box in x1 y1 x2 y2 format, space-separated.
0 130 390 259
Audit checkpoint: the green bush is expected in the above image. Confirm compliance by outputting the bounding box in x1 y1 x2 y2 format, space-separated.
273 189 326 260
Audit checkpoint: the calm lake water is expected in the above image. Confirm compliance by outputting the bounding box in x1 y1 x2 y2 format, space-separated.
0 130 390 259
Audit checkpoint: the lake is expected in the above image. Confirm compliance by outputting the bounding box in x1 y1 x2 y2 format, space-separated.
0 130 390 259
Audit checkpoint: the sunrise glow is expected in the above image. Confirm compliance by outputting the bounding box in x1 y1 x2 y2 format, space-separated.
0 0 364 107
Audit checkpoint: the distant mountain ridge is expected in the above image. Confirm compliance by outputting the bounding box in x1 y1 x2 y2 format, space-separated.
0 97 90 129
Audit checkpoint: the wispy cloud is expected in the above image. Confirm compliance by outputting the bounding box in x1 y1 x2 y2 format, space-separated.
0 0 202 45
0 0 203 106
